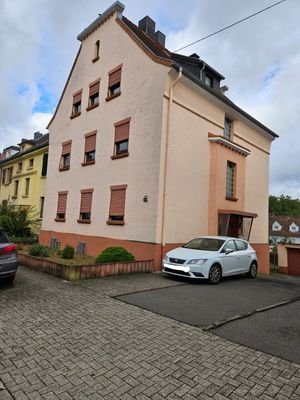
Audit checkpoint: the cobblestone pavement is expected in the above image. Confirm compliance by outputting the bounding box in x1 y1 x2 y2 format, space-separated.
0 267 299 400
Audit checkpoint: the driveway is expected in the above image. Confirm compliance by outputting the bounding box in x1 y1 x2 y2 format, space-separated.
0 267 299 400
117 276 300 364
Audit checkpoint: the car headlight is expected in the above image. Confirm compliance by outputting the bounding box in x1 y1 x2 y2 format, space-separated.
187 259 207 265
163 255 169 262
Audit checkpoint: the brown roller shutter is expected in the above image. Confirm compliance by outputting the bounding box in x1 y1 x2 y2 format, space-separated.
109 187 126 216
62 141 71 155
80 190 93 213
57 192 67 213
109 68 121 86
73 91 82 104
89 81 100 96
115 122 129 143
85 133 96 153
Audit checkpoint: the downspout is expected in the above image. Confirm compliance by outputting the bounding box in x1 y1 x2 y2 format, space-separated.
200 61 206 81
160 67 183 260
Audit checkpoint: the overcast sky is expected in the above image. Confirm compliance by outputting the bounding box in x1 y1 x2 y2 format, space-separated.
0 0 299 197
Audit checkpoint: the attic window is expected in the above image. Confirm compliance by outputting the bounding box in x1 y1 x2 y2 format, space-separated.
205 75 213 88
272 222 282 231
289 223 299 233
106 65 122 101
71 90 82 118
93 40 100 62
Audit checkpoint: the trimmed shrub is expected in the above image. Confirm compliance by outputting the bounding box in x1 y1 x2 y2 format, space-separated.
95 247 135 264
62 245 75 259
28 244 50 258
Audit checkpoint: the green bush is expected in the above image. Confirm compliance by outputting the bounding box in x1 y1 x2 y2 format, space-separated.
95 247 135 264
62 245 75 259
28 244 50 258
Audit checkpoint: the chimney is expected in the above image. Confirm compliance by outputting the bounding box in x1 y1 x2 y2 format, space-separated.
34 131 43 141
139 15 166 46
155 31 165 47
138 16 156 39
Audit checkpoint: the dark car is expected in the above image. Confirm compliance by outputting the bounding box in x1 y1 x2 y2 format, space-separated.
0 228 18 283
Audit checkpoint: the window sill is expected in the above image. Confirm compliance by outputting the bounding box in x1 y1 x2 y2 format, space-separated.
86 103 99 112
106 220 125 226
81 161 95 166
105 92 121 102
225 196 238 202
70 112 81 119
77 219 91 224
92 56 100 63
59 166 70 171
55 218 65 222
16 170 22 174
40 175 46 179
111 152 129 160
27 167 34 171
12 196 18 199
22 195 29 198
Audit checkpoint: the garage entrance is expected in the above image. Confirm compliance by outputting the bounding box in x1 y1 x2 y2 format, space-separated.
287 248 300 275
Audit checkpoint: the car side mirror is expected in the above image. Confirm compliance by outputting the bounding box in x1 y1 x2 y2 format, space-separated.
225 248 234 255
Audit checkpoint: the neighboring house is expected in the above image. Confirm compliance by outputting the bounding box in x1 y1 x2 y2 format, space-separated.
0 132 49 230
269 215 300 244
40 1 277 273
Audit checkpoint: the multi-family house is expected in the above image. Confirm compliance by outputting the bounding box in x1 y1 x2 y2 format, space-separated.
0 132 49 229
40 1 277 273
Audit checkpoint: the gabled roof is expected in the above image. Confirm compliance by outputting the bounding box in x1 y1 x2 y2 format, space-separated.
0 133 49 165
49 1 278 141
269 215 300 237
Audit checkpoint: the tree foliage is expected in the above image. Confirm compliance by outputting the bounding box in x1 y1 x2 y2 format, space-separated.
0 200 38 237
269 195 300 216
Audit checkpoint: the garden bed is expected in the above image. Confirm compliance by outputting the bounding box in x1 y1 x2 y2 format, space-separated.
18 253 154 281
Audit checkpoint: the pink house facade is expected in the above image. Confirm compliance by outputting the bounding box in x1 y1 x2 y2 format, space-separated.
40 2 277 274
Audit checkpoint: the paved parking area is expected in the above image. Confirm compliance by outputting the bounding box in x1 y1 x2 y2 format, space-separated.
117 276 300 364
0 267 299 400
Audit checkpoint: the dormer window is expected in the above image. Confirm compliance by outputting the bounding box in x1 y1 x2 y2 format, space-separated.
93 40 100 62
289 223 299 233
205 75 213 88
272 221 282 231
224 117 233 140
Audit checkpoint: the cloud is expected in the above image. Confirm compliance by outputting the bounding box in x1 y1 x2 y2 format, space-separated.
0 0 299 198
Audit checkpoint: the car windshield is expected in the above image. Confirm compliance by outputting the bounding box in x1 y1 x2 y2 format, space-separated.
0 230 9 243
182 238 225 251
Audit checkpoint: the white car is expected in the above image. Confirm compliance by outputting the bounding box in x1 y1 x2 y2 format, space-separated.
162 236 258 284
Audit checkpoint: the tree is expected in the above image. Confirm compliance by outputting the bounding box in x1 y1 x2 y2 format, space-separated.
269 195 300 216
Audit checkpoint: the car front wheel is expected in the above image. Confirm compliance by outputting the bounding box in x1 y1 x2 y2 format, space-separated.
208 264 222 284
247 261 257 278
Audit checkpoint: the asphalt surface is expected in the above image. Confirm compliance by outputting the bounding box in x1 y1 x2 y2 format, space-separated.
216 300 300 365
117 275 300 364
